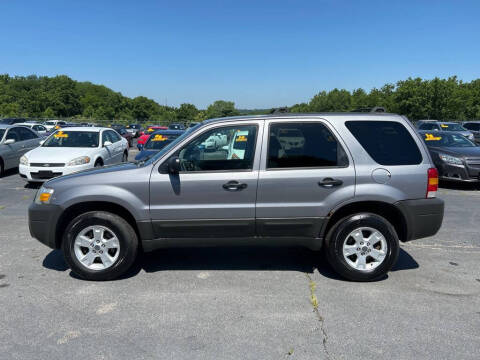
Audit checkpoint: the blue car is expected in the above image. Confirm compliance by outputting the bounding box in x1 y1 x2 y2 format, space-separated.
135 129 185 161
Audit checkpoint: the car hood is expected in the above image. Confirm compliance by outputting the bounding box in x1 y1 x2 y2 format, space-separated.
135 149 158 161
429 146 480 158
45 162 141 187
25 147 99 163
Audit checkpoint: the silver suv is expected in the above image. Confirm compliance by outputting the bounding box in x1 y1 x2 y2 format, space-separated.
29 113 444 281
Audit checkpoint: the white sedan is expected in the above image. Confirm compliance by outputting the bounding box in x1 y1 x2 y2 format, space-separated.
19 127 129 183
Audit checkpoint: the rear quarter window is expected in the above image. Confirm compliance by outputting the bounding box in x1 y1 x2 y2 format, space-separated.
345 121 422 165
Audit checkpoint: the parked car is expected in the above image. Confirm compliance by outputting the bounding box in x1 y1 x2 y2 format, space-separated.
0 118 28 125
16 123 49 136
136 126 169 149
126 124 143 137
168 123 186 130
19 127 128 183
0 124 41 176
416 120 474 141
112 127 133 147
43 120 67 131
202 132 228 150
419 130 480 182
29 113 444 281
135 129 185 161
461 121 480 143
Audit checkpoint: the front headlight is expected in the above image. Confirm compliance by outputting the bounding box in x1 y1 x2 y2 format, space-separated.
66 156 91 166
468 134 474 140
35 187 54 204
20 155 28 166
439 154 463 165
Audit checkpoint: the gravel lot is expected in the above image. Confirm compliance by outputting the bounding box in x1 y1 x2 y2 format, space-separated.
0 148 479 360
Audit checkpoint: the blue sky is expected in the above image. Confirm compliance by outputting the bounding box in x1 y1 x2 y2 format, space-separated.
0 0 479 108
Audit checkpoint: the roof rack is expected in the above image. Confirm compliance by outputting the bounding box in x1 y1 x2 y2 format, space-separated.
352 106 386 113
269 107 289 114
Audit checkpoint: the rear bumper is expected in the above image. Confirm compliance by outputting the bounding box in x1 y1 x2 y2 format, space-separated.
28 202 63 249
394 198 444 241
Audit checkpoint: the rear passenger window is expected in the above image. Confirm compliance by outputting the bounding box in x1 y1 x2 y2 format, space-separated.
267 122 348 169
346 121 422 165
17 127 38 140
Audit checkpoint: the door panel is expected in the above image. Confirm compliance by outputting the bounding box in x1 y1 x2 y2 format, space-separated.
149 121 263 239
256 119 355 238
101 131 115 164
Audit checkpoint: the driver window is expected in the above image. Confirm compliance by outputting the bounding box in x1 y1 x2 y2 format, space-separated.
177 125 257 172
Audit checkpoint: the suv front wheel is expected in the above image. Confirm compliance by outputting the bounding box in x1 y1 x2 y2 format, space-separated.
325 213 399 282
62 211 138 280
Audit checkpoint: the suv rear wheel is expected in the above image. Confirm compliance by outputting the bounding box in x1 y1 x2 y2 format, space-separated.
62 211 138 280
325 213 399 281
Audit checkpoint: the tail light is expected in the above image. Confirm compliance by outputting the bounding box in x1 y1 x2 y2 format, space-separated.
427 168 438 198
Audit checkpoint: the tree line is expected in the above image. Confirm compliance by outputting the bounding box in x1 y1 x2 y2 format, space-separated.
0 74 240 124
1 74 479 123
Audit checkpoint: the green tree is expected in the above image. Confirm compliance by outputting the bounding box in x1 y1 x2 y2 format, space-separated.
205 100 238 119
177 103 198 123
43 107 55 118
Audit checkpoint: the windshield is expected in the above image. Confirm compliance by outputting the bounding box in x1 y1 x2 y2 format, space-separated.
440 123 466 131
0 129 5 140
140 124 202 165
145 133 182 150
43 131 99 148
423 132 476 147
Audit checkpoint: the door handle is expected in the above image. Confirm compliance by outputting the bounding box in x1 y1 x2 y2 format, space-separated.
222 181 248 191
318 178 343 188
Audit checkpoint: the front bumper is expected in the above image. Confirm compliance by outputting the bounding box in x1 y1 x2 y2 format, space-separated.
28 202 64 249
19 163 92 182
436 162 480 182
394 198 444 241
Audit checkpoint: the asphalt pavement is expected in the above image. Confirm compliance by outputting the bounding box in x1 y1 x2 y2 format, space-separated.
0 149 479 360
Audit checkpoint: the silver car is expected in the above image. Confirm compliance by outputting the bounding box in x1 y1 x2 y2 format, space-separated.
0 124 41 176
29 113 444 281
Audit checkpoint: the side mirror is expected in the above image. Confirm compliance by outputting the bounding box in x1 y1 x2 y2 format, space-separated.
168 156 181 173
4 138 15 145
103 141 112 147
39 140 45 145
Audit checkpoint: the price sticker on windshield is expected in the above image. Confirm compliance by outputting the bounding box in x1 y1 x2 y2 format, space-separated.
148 128 155 132
425 133 441 141
440 124 449 128
152 134 168 142
235 135 248 142
54 131 68 138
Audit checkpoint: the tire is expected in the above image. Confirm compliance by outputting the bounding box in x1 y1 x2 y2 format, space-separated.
122 152 128 162
325 213 399 282
62 211 138 281
0 159 4 178
94 159 103 167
